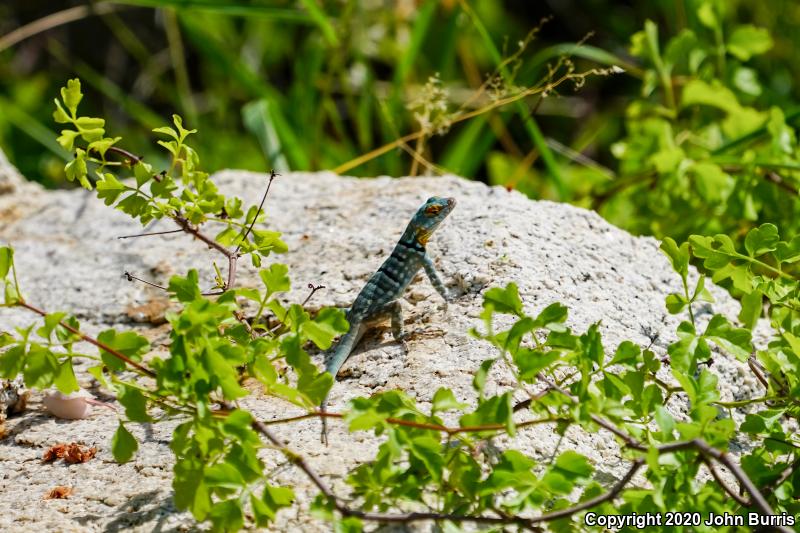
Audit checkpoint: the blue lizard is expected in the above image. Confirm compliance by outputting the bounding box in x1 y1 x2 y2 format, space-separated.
321 196 456 443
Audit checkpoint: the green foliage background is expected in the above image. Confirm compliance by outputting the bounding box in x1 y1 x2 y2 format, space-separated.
2 2 800 529
3 0 800 244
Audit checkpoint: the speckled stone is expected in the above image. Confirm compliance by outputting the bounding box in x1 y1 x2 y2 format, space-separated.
0 150 772 531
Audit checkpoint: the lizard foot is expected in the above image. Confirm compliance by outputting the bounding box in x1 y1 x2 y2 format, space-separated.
403 326 445 341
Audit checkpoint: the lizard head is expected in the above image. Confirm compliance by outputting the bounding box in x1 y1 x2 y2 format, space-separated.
411 196 456 245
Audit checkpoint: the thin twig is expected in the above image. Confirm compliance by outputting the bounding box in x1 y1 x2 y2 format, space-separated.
244 401 643 530
765 171 799 196
17 301 156 378
703 458 749 506
529 459 645 523
234 170 278 256
301 283 326 307
535 373 790 529
105 146 143 164
172 214 237 291
748 354 772 392
123 271 168 291
0 3 124 53
233 310 255 338
333 68 593 175
118 229 183 240
259 409 566 434
761 456 800 500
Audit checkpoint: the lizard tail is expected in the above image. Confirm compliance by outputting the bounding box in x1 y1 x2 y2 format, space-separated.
324 322 366 377
320 322 366 445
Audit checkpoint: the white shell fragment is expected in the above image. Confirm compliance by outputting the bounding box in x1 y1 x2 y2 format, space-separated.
43 390 115 420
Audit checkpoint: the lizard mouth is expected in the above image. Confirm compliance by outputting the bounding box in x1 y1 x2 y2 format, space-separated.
446 197 456 209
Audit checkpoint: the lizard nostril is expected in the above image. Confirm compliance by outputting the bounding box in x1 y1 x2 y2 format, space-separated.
447 198 456 208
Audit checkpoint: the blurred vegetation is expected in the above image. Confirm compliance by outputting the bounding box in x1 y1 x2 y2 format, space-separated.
2 0 800 243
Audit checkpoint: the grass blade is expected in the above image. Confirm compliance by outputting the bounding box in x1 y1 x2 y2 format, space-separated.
393 0 437 85
106 0 314 21
458 0 567 199
529 43 643 78
0 96 71 161
297 0 339 47
242 99 290 172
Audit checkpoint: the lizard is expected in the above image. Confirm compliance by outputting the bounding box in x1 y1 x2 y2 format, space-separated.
320 196 456 444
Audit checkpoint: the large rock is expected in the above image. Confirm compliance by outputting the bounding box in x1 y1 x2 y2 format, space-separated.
0 155 761 531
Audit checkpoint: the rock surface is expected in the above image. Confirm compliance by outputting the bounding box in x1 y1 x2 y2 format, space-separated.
0 152 760 531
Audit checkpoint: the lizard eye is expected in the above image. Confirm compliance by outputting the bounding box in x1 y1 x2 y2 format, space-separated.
425 205 442 216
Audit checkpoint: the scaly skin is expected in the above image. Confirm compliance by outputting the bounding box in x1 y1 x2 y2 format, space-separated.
321 196 456 443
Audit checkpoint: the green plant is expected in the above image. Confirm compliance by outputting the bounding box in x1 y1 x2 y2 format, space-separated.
593 3 800 242
1 80 799 532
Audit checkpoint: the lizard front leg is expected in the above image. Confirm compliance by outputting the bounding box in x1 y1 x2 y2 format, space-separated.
386 300 406 342
422 253 450 303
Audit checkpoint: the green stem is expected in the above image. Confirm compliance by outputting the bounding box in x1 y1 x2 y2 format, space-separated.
733 251 796 281
713 396 779 408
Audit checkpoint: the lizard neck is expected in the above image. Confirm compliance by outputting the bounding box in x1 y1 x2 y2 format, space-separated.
400 224 427 251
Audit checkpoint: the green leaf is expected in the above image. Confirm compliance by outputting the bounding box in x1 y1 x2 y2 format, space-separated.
118 385 151 422
727 25 773 61
168 270 202 303
4 283 20 306
262 484 294 518
0 246 13 279
553 450 593 479
251 229 288 255
681 79 740 113
153 124 178 139
739 290 763 330
609 341 642 367
97 329 150 371
116 193 148 217
298 0 339 46
259 263 290 296
654 405 675 438
204 461 245 489
23 345 59 389
65 149 91 189
482 449 537 493
171 114 197 141
483 283 523 316
689 234 734 270
660 238 689 279
52 99 71 123
688 162 733 204
703 314 752 361
132 161 153 187
431 387 467 413
513 348 559 382
744 223 779 257
214 227 240 247
208 499 243 532
96 173 126 205
472 358 496 396
459 392 514 435
0 345 26 378
54 360 79 394
300 308 348 350
61 79 83 115
111 422 138 463
334 517 363 533
532 302 568 329
775 236 800 263
56 129 80 151
408 435 444 481
696 2 717 29
665 293 688 314
37 312 66 341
